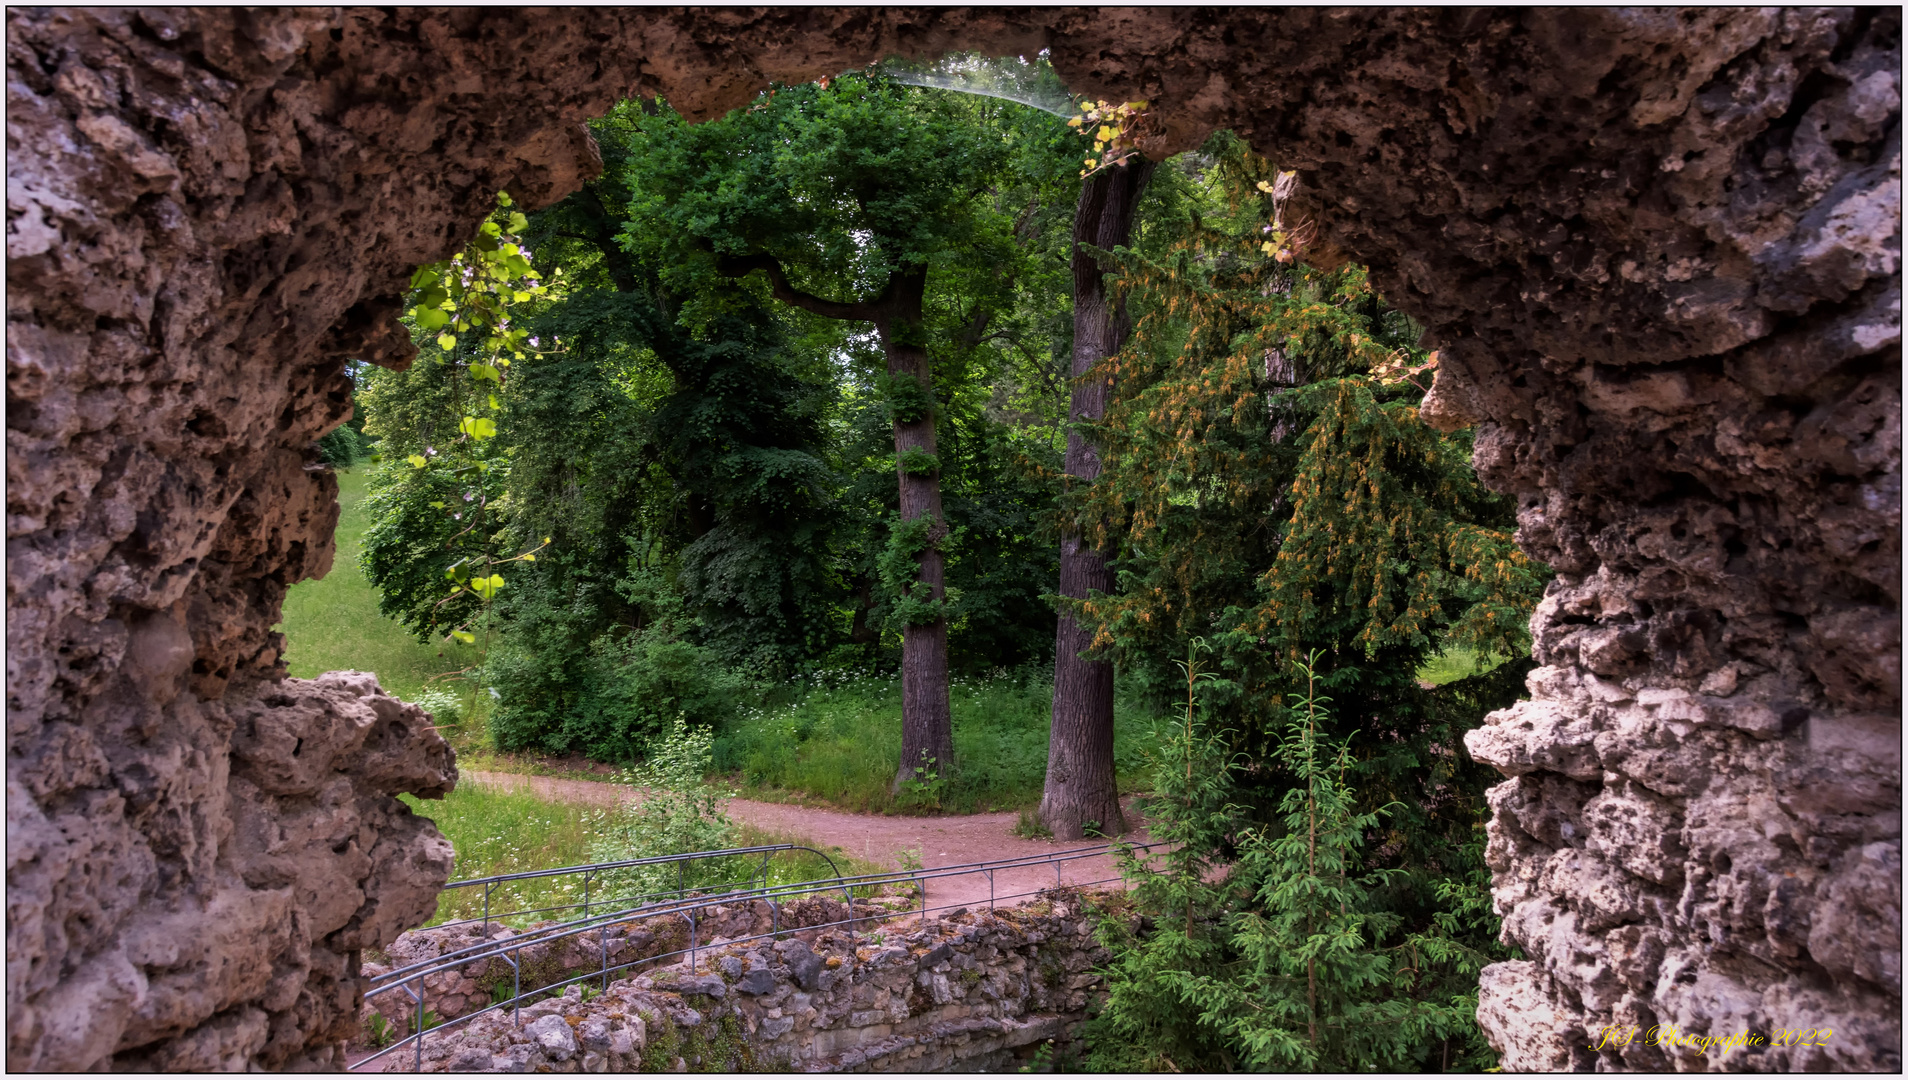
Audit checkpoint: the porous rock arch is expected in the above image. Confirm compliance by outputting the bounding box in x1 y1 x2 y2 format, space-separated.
6 8 1898 1071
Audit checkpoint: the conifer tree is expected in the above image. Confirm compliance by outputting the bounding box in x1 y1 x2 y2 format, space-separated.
1089 653 1492 1071
1074 134 1548 1069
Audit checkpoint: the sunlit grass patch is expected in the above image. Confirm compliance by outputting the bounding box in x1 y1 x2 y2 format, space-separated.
400 780 595 926
714 665 1159 815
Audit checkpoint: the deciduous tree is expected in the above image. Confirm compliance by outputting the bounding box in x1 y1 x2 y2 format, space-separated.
1039 154 1155 840
623 72 1017 790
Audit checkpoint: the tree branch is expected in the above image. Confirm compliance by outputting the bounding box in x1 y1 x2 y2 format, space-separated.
717 252 877 322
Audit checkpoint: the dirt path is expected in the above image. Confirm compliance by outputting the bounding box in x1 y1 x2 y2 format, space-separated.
462 771 1157 911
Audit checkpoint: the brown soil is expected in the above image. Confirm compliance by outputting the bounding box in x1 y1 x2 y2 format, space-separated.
462 770 1157 912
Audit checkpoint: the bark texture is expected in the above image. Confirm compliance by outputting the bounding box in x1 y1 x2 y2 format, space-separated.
719 253 954 791
1041 159 1155 841
879 269 958 793
6 6 1899 1071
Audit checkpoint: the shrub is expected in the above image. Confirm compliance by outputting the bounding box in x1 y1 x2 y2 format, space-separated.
317 424 370 467
487 623 744 763
413 685 465 729
588 716 747 901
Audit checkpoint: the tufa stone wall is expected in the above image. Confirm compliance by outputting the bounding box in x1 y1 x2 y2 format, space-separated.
8 7 1898 1070
365 896 1106 1073
6 666 453 1070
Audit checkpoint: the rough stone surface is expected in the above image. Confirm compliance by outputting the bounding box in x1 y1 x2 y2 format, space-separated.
7 7 1899 1070
355 893 897 1036
363 898 1105 1074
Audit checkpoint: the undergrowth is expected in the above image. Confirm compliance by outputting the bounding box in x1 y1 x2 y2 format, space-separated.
713 664 1160 814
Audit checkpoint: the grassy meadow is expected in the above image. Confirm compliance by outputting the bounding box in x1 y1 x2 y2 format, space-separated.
277 466 483 705
714 665 1161 815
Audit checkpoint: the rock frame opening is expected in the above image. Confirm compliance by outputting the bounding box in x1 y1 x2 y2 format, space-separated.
7 8 1899 1071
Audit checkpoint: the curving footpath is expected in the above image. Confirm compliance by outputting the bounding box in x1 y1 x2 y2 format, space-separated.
460 771 1156 911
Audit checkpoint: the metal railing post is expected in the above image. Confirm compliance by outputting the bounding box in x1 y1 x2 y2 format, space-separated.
506 949 522 1024
405 978 424 1072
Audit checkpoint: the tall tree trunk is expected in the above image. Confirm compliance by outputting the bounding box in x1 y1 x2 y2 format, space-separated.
1041 159 1156 840
715 253 954 793
878 267 955 792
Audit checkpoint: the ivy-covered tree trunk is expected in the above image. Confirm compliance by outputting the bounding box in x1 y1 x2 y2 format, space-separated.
878 266 956 791
717 253 956 791
1040 159 1155 839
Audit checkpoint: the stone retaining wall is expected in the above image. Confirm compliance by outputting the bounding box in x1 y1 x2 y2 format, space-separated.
368 891 1108 1073
357 894 904 1034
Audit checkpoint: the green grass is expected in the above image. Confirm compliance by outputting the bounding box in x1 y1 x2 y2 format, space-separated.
400 783 597 925
400 781 895 928
277 465 483 706
1415 646 1511 687
713 665 1161 815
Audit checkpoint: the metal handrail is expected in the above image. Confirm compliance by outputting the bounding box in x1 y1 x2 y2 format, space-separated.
377 844 851 983
443 843 839 891
349 839 1164 1072
425 842 847 934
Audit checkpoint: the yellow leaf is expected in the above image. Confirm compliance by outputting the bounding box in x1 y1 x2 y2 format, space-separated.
437 333 457 351
407 454 428 469
1097 125 1116 141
